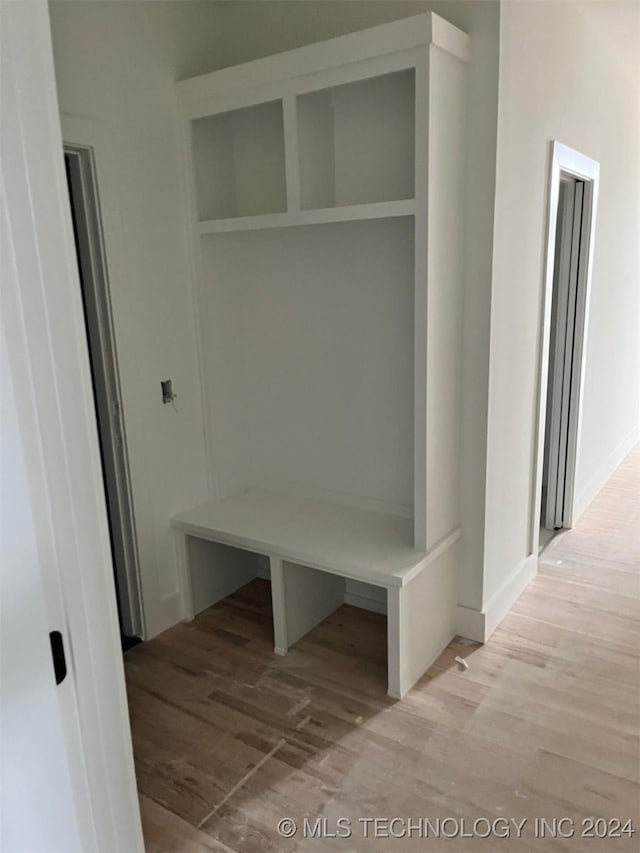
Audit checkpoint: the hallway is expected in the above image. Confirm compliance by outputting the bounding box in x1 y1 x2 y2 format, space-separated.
127 447 640 852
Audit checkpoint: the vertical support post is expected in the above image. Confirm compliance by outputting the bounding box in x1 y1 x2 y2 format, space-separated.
269 555 288 655
283 95 301 212
270 555 345 656
387 586 405 699
174 530 194 621
413 50 430 551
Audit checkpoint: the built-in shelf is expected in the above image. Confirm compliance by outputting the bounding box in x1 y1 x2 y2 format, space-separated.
177 11 471 698
298 69 416 210
191 99 287 220
197 198 415 234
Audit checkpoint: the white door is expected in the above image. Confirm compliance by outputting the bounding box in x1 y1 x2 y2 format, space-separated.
0 337 84 852
0 2 143 850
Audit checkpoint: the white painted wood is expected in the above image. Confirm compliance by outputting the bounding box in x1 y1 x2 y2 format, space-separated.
176 13 469 114
333 70 414 207
174 530 195 620
0 1 142 848
425 45 467 548
269 556 288 656
297 69 415 209
530 141 600 553
173 496 461 696
176 12 470 699
172 490 427 589
344 580 387 615
181 48 424 124
387 534 458 699
197 199 414 233
278 562 345 653
1 254 83 853
199 219 414 513
282 95 301 211
412 50 429 550
297 88 336 210
192 100 287 220
187 538 260 617
456 553 538 643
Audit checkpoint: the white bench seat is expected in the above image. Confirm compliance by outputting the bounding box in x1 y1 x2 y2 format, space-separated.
172 488 427 588
171 489 460 698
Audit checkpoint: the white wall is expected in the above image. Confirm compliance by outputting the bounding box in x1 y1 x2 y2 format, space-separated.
214 0 500 614
49 0 225 636
484 0 640 610
50 0 499 632
49 0 637 641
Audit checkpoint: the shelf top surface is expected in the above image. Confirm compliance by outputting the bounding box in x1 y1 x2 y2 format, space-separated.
197 199 415 235
172 489 427 587
177 12 469 113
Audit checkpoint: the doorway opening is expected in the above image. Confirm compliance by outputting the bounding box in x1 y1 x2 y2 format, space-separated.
534 142 599 554
64 144 144 648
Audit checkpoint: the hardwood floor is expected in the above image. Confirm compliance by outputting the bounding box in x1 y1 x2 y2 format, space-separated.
126 447 640 852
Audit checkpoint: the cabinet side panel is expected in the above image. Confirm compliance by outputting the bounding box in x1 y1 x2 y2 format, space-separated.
187 538 261 616
388 538 458 698
426 47 467 547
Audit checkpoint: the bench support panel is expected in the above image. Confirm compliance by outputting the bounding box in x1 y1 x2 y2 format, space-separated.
270 556 345 655
176 532 260 620
387 537 459 698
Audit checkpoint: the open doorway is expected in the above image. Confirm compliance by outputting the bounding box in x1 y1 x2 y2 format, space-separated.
535 142 599 553
64 143 144 648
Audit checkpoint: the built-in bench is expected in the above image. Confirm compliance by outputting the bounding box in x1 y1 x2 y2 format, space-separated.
172 489 460 698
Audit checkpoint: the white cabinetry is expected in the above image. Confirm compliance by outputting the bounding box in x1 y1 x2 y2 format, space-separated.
173 13 469 698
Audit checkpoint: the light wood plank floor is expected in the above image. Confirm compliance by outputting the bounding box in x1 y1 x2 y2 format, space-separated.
126 447 640 852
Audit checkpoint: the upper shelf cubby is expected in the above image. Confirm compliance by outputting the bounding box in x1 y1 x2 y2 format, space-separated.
191 99 287 221
297 69 415 210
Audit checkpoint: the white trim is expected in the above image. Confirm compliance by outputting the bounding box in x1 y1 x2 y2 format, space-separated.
177 13 469 114
181 48 424 121
455 603 486 644
1 3 143 849
60 114 149 639
574 427 640 519
343 591 387 615
62 139 145 640
530 141 600 555
456 554 537 643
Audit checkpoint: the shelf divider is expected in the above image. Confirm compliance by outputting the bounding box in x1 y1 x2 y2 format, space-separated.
283 95 301 212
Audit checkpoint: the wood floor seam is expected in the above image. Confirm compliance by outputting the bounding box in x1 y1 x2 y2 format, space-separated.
197 737 287 830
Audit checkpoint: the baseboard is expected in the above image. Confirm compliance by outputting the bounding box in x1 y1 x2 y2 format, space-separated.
574 426 639 520
456 553 537 643
344 591 387 615
146 590 182 638
455 602 485 642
